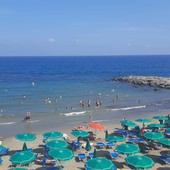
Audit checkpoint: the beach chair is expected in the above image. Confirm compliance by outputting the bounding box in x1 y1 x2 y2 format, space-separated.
77 153 86 161
0 148 9 155
138 143 151 154
71 141 82 151
89 152 94 159
106 141 115 148
158 155 170 165
109 151 119 159
114 129 128 138
148 142 162 150
41 158 57 166
96 142 105 149
128 138 144 145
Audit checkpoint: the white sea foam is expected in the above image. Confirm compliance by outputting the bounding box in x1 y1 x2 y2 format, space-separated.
108 105 146 111
0 122 16 125
64 111 86 116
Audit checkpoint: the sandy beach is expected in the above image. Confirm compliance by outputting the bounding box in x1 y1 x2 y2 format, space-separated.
1 112 170 170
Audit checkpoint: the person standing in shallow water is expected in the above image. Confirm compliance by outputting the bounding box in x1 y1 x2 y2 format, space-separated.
88 99 91 108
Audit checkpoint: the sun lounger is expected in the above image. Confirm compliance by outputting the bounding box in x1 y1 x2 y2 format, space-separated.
89 152 94 159
128 138 144 145
114 129 128 138
158 155 170 165
106 141 115 148
0 148 9 155
77 153 86 161
96 142 105 149
148 142 162 150
109 151 119 159
38 158 57 166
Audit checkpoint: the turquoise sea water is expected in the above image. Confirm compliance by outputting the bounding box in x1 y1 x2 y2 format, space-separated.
1 55 170 137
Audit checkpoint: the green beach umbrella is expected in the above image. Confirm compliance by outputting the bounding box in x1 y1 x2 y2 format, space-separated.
165 120 170 125
166 128 170 132
120 120 137 128
46 140 68 148
49 148 74 161
71 130 90 138
159 138 170 146
22 142 28 151
148 123 165 128
9 168 28 170
85 138 91 151
15 133 36 142
85 157 116 170
126 155 155 169
116 144 140 155
43 131 63 139
144 132 164 140
93 148 98 158
106 136 125 142
136 118 152 123
105 130 109 139
15 133 36 151
153 116 168 121
10 150 36 165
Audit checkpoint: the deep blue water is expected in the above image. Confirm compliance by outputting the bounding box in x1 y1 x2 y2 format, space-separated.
1 55 170 137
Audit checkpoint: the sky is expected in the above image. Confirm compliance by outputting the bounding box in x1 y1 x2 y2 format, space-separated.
0 0 170 56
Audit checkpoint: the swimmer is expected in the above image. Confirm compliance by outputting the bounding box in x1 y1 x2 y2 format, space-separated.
32 82 35 86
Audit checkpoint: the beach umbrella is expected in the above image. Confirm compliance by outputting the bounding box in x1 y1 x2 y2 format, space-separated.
0 156 2 164
71 130 90 138
105 130 109 139
159 138 170 147
106 136 125 142
144 132 164 140
153 116 168 121
15 133 36 142
46 140 68 148
10 150 36 165
9 168 28 170
165 119 170 125
85 157 117 170
126 155 155 169
85 138 91 151
93 148 98 158
43 131 63 139
120 120 137 128
49 148 74 161
89 122 105 131
116 144 140 155
136 118 152 123
166 128 170 132
148 123 165 128
15 133 36 151
22 142 28 151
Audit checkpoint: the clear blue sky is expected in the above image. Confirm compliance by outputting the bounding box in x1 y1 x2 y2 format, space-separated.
0 0 170 56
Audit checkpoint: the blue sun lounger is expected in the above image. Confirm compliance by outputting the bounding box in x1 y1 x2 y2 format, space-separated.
158 155 170 165
77 153 86 161
109 151 119 159
96 142 105 149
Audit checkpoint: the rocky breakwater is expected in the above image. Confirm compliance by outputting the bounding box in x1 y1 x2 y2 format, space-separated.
112 76 170 89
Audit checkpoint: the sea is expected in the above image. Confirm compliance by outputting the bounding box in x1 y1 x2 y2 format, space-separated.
1 55 170 137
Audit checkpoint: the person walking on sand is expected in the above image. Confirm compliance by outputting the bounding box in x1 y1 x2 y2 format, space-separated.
88 112 93 122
